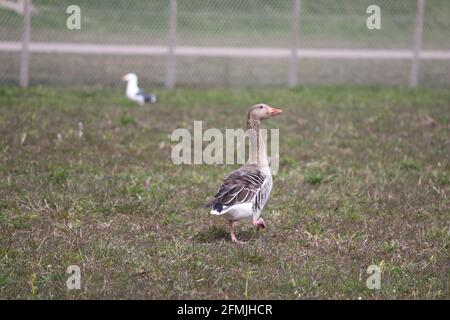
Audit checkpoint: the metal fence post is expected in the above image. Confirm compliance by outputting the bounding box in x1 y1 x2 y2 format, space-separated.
165 0 177 89
410 0 426 88
288 0 301 88
20 0 31 88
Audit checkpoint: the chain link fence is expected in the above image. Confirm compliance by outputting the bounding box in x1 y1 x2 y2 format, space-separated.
0 0 449 88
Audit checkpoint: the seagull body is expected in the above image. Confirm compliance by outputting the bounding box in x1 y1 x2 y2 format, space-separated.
122 73 157 105
205 104 282 244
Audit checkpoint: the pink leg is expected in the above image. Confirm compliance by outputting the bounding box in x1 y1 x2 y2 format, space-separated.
228 220 245 245
252 216 267 230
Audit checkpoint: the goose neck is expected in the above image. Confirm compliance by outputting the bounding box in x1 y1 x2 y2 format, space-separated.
246 118 268 168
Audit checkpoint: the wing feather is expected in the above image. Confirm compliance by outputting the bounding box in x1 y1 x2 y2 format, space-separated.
209 167 271 213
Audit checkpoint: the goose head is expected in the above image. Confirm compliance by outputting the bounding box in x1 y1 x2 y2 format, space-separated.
248 103 283 121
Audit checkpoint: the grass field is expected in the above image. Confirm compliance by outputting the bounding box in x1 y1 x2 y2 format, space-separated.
0 86 449 299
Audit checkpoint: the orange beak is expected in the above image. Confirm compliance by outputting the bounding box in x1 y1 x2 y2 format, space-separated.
268 107 283 116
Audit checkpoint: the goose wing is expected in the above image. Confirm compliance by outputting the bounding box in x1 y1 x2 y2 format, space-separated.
207 167 272 214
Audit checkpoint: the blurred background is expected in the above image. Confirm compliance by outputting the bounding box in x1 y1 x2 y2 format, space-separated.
0 0 449 88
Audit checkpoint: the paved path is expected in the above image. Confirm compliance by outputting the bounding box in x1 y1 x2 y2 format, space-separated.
1 41 450 60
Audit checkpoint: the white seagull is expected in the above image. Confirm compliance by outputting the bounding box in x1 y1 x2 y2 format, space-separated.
122 73 157 105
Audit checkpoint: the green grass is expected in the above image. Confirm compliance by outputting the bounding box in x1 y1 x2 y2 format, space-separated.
0 86 449 299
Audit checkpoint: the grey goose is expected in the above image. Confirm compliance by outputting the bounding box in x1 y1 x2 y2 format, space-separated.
205 104 282 244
